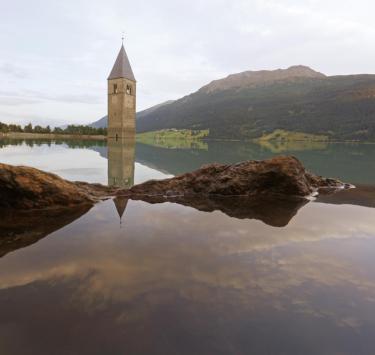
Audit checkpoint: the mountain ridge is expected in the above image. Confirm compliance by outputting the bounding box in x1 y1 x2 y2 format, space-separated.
200 65 326 94
135 65 375 141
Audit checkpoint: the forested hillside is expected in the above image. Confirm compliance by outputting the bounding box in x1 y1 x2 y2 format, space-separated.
136 66 375 141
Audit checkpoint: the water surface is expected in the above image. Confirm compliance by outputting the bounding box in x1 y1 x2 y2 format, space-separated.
1 139 375 355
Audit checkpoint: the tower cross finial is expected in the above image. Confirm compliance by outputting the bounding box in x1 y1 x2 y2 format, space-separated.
121 31 124 45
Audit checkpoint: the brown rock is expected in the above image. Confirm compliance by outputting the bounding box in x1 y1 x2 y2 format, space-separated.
126 156 345 198
0 163 112 209
0 157 346 214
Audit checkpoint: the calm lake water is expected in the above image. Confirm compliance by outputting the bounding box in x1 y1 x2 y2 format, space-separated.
1 138 375 355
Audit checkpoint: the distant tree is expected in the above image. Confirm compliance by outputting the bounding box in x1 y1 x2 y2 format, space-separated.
1 121 105 136
53 127 64 134
33 125 43 133
0 122 9 133
24 123 33 133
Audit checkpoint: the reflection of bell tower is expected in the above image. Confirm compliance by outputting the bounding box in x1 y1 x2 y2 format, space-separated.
108 138 135 224
113 195 128 226
108 138 135 188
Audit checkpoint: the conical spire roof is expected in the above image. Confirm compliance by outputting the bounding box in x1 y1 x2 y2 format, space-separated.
108 44 136 81
113 196 129 219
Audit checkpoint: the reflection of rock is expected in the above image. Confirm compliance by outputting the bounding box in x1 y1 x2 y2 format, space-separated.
126 156 345 198
0 162 111 256
107 138 135 188
130 194 309 227
0 205 92 258
0 163 111 209
316 184 375 208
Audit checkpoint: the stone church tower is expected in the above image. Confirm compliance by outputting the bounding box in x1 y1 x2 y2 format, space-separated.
107 43 136 139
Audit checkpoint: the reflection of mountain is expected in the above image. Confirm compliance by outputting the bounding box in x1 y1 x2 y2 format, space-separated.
135 142 375 185
257 139 328 153
89 140 375 185
86 141 375 185
0 205 92 258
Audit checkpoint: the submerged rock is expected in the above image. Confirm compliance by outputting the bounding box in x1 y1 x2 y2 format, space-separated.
0 163 113 209
125 156 345 198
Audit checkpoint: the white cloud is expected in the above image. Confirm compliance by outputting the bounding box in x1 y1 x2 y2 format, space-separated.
1 0 375 125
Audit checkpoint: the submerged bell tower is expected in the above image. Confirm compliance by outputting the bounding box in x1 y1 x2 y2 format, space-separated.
107 41 136 139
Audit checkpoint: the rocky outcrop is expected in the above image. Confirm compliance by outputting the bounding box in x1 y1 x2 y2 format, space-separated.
118 156 348 226
0 156 352 251
0 163 113 209
0 157 346 211
125 156 346 198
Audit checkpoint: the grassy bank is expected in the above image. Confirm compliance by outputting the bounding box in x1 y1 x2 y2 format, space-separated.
136 129 209 149
256 129 329 143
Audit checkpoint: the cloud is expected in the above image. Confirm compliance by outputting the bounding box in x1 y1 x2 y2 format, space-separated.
0 63 28 79
1 0 375 125
0 89 102 105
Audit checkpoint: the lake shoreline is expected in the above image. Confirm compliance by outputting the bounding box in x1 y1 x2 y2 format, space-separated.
1 131 375 145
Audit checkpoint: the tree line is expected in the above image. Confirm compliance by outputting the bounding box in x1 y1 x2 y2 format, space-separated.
0 122 107 136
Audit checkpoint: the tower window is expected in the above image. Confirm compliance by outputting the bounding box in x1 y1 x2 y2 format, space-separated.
113 84 118 94
126 85 132 95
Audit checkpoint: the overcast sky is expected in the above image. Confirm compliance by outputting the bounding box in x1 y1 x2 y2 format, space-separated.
1 0 375 127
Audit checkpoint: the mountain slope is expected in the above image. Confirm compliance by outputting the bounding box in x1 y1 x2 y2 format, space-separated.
88 116 107 129
136 66 375 141
89 100 174 129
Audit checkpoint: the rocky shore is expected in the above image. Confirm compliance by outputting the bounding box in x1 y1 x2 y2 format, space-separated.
0 156 347 211
124 156 346 199
0 156 352 255
0 163 114 209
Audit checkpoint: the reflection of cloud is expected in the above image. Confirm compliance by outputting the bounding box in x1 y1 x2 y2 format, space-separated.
1 199 375 352
1 201 375 292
